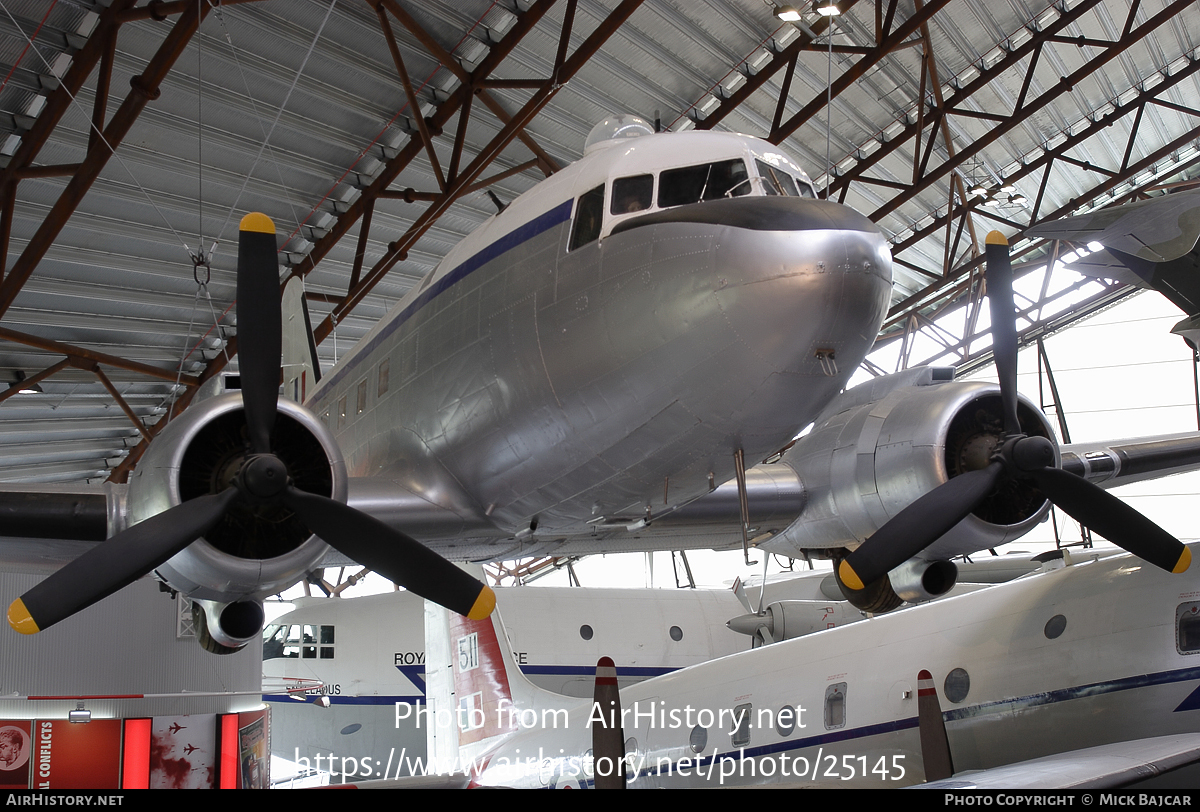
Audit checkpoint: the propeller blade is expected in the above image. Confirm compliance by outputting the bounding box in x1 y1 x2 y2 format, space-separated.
985 231 1021 436
8 488 240 634
1029 467 1191 573
280 486 496 619
838 461 1004 591
236 213 282 455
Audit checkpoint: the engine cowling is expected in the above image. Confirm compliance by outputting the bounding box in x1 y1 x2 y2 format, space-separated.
125 391 346 644
768 366 1057 562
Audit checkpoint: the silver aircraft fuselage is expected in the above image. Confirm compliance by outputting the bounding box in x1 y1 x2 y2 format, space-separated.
306 130 892 545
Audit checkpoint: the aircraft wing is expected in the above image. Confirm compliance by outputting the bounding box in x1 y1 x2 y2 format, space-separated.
1025 188 1200 316
915 733 1200 789
1024 188 1200 265
1060 432 1200 489
5 431 1200 566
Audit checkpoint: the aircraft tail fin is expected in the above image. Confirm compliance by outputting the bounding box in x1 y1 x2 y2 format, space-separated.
424 584 570 767
281 275 321 403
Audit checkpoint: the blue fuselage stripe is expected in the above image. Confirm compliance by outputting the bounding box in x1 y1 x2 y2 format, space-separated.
317 199 574 397
631 662 1200 780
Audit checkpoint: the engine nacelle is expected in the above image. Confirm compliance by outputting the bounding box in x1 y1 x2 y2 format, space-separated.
125 392 346 606
727 599 864 645
768 366 1056 561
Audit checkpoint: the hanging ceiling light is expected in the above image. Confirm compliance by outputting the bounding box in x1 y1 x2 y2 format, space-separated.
9 371 41 394
813 1 841 15
775 5 802 21
969 183 989 198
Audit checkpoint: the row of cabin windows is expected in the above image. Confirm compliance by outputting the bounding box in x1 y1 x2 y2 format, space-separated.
263 623 335 660
679 684 845 756
569 157 815 251
321 357 391 431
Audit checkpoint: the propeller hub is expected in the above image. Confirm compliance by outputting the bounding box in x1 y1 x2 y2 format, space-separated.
239 454 289 500
1013 435 1056 472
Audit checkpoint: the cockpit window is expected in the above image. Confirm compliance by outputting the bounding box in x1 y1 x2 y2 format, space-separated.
756 159 800 197
570 184 605 250
658 159 749 208
611 174 653 215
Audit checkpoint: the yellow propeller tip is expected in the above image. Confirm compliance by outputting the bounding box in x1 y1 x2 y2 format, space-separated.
8 598 40 634
985 230 1008 246
1174 546 1192 574
838 560 864 592
467 585 497 620
239 212 275 234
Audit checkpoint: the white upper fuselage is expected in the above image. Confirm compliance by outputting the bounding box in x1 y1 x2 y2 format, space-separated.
304 129 892 551
453 546 1200 787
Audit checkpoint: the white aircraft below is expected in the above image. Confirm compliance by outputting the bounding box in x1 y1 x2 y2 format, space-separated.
5 115 1200 652
265 555 1045 782
263 582 750 778
415 543 1200 788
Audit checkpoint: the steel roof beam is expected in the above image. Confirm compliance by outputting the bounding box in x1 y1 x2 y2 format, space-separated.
863 0 1194 227
0 325 199 387
0 1 215 319
766 0 949 145
828 0 1105 199
875 53 1200 333
316 0 646 341
688 1 861 134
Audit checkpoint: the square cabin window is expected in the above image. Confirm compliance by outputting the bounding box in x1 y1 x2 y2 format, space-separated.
356 378 368 415
378 358 390 397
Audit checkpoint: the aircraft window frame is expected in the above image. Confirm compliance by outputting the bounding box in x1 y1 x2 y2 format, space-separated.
262 624 286 660
755 159 800 197
301 624 320 659
944 668 970 703
729 703 752 747
658 158 749 208
610 174 653 215
570 184 606 251
356 379 368 416
689 724 708 753
282 624 304 659
1177 602 1200 654
824 683 847 730
378 358 390 397
337 396 347 430
776 705 797 737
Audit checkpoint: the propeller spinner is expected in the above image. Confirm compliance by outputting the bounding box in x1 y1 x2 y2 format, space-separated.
8 213 495 637
837 231 1191 593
